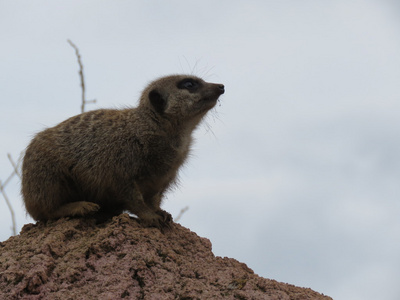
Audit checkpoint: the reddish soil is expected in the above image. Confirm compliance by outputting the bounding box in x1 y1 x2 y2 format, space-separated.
0 214 332 299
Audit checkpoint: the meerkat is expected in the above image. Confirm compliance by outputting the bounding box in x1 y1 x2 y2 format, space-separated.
22 75 225 228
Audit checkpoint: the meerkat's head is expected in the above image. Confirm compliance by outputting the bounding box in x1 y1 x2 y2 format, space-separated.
139 75 225 123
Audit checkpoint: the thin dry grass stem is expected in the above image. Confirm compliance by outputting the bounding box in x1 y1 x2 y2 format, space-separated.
1 152 23 236
67 39 96 113
7 153 22 178
174 206 189 222
0 181 16 236
0 153 23 235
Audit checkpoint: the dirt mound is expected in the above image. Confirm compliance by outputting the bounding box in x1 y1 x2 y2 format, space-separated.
0 214 331 299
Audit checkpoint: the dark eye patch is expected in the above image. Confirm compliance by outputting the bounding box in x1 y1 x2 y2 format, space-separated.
177 78 201 91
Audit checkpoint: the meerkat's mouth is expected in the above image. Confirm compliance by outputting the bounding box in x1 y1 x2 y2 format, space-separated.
197 96 222 114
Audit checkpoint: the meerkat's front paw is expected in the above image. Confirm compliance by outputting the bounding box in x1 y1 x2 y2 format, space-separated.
139 211 172 229
156 209 173 223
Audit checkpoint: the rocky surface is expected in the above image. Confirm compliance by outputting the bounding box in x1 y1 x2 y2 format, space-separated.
0 214 332 299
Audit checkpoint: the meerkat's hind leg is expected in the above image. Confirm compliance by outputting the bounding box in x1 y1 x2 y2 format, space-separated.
50 201 100 219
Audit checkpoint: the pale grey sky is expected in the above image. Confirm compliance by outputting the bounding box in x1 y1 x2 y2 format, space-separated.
1 1 400 299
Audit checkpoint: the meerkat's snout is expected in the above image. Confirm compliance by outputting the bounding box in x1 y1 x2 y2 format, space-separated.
201 82 225 105
214 84 225 99
212 83 225 95
211 83 225 102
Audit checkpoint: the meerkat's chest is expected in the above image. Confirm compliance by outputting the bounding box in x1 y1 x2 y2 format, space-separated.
174 134 192 158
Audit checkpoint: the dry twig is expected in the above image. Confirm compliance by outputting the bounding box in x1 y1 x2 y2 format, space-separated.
7 153 23 178
0 153 22 236
0 181 16 236
67 39 96 113
175 206 189 222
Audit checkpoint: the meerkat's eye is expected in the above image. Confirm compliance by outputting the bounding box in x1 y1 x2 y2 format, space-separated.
177 78 200 91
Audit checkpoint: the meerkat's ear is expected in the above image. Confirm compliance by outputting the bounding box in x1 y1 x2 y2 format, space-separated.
149 89 166 114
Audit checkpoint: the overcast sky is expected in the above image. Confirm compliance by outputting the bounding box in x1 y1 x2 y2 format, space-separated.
1 1 400 299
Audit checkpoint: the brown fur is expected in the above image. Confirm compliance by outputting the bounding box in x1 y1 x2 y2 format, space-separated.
22 75 224 228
